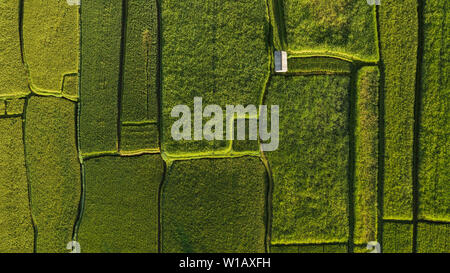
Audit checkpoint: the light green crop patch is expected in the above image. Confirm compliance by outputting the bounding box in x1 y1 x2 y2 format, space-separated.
380 0 418 220
418 0 450 222
6 99 25 115
78 155 164 253
282 0 378 61
122 0 159 123
382 222 413 253
0 118 34 253
23 0 79 95
266 75 350 244
417 223 449 253
25 97 81 253
0 2 29 97
80 0 122 153
162 157 267 253
161 0 269 155
354 67 379 245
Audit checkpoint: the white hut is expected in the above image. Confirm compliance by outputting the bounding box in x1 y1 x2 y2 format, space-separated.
274 51 288 73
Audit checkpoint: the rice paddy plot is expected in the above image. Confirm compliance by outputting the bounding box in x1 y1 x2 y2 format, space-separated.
78 155 164 253
161 0 269 154
382 222 413 253
161 157 267 253
418 0 450 222
79 0 122 154
0 117 34 253
266 75 350 244
0 1 29 97
282 0 378 61
354 67 379 245
417 222 450 253
23 0 79 94
379 0 418 220
25 97 81 253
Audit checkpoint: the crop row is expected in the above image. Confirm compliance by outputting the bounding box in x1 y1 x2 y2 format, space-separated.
380 0 418 220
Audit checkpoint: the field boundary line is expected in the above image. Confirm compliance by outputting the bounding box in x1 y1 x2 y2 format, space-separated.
347 65 358 253
21 96 38 253
412 0 425 253
375 4 386 252
72 3 84 244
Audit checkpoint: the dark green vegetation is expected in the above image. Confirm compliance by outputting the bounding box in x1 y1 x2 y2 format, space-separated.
121 123 159 153
0 1 29 97
25 97 81 253
120 0 160 152
382 222 413 253
288 57 352 74
80 1 122 153
161 0 269 154
271 244 347 253
161 158 266 252
270 245 298 253
417 223 449 253
23 1 79 95
231 118 259 153
418 0 449 222
122 0 159 124
354 67 379 244
0 118 34 253
78 155 164 253
282 0 378 61
380 0 418 220
266 76 349 244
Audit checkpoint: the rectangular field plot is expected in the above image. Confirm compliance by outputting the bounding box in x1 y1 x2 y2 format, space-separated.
121 123 159 152
417 223 449 253
288 57 352 74
0 118 34 253
281 0 378 61
25 97 81 253
79 0 122 154
266 75 350 244
382 222 413 253
78 155 164 253
418 0 450 222
122 0 159 123
161 158 267 253
23 1 79 94
161 0 269 155
0 1 29 96
271 244 347 253
380 0 418 220
354 67 379 244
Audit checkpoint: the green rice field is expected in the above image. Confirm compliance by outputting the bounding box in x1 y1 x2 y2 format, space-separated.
0 0 448 253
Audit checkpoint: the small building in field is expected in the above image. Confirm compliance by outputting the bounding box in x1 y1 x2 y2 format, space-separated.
274 51 288 73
